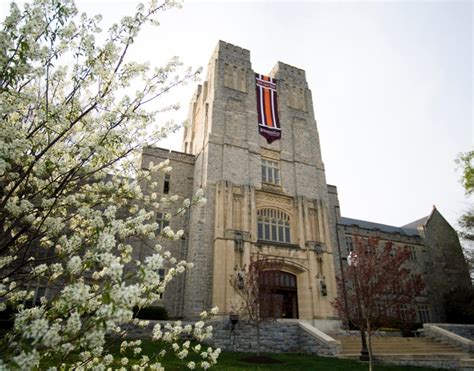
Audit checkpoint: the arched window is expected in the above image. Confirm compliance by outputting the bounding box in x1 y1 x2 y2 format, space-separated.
257 208 291 243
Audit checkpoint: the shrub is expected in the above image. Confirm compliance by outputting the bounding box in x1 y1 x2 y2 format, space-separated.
445 286 474 324
133 306 169 320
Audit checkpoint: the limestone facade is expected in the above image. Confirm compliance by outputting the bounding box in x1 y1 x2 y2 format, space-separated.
140 41 471 322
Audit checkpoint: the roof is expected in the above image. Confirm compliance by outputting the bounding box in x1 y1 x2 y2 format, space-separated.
340 217 420 237
401 215 430 230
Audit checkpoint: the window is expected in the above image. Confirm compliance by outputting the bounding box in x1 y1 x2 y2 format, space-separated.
234 231 243 252
257 209 291 243
158 268 165 281
163 174 171 194
261 159 280 185
345 235 354 254
156 212 169 234
417 305 430 323
24 285 47 308
405 245 417 261
158 269 166 298
399 304 410 321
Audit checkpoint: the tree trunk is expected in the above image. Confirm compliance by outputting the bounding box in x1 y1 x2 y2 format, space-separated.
256 323 261 356
366 320 373 371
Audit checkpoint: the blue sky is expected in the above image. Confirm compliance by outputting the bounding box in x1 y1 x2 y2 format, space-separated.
2 0 472 228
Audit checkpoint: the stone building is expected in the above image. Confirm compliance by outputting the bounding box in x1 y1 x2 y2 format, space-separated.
140 41 471 325
333 206 471 323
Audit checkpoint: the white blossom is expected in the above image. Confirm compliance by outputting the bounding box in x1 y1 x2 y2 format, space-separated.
67 256 82 275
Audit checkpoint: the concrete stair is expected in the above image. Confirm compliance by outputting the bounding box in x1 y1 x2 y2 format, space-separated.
332 334 472 367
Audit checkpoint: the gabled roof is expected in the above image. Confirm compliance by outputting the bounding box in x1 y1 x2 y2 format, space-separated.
401 215 430 230
340 217 420 237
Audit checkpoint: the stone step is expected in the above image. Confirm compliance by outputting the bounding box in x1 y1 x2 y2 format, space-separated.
340 348 461 353
340 349 463 354
339 342 460 348
339 353 469 361
460 358 474 368
336 336 467 356
334 334 472 368
340 342 457 347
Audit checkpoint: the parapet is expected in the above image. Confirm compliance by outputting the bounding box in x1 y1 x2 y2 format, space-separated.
270 61 307 84
327 184 338 195
211 40 251 69
142 146 196 165
214 40 250 59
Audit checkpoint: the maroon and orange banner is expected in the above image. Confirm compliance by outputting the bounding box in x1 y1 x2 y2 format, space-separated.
256 73 281 144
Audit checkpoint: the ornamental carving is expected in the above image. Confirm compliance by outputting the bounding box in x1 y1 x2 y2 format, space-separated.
256 192 293 213
261 148 280 160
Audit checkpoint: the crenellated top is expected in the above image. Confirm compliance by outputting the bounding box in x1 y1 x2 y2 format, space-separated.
212 40 252 69
270 61 308 86
214 40 251 59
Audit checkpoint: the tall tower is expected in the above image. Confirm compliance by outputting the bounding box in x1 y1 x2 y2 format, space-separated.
182 41 338 322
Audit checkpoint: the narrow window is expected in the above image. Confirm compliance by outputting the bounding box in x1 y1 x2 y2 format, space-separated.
156 212 170 234
158 268 165 281
399 304 409 321
417 305 430 323
158 269 166 298
35 287 46 305
258 223 263 239
264 223 270 240
163 174 171 194
345 235 354 254
285 222 291 243
261 159 280 185
405 245 417 261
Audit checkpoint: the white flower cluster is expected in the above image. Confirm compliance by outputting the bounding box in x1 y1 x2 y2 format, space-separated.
150 311 221 369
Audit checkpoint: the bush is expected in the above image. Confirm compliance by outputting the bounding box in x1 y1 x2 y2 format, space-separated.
445 286 474 324
133 306 169 320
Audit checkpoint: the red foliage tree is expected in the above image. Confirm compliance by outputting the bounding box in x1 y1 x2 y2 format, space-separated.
332 236 425 370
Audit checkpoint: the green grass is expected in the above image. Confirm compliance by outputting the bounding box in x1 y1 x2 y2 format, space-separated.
109 339 439 371
203 352 436 371
33 338 439 370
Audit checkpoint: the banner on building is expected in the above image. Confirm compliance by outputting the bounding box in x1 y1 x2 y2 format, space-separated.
255 73 281 144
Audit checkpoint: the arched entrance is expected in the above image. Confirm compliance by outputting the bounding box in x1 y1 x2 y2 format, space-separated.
260 270 298 319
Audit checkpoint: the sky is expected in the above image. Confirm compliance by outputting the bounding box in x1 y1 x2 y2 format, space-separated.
1 0 472 229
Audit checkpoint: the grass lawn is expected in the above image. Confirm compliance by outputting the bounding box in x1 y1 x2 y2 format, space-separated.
203 352 438 371
104 340 439 371
31 338 440 370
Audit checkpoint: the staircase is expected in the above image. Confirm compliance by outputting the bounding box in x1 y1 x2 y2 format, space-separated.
333 334 473 369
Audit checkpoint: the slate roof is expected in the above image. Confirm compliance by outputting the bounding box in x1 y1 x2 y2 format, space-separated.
401 215 430 230
340 217 421 237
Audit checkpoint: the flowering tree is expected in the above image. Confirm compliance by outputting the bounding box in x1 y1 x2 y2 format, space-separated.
332 237 424 371
0 0 219 369
229 257 283 356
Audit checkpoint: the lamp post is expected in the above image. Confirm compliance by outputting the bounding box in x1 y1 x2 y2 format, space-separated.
347 251 369 362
